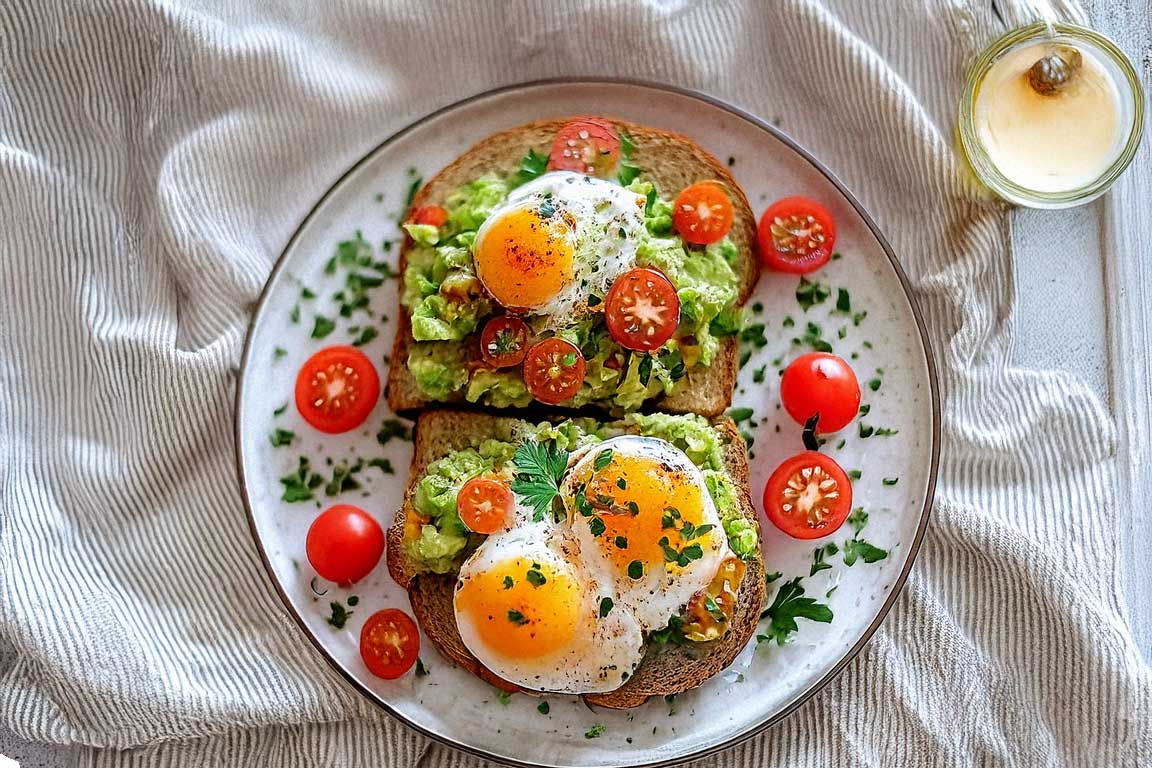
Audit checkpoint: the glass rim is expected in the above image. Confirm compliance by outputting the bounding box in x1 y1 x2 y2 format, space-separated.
958 22 1145 208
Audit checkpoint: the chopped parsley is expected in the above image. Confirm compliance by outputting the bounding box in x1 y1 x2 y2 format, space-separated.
847 507 868 535
269 428 295 448
859 423 899 438
883 477 899 486
301 287 316 300
740 323 769 349
496 690 512 705
796 277 831 311
848 469 862 480
678 521 713 541
589 516 606 536
739 349 752 369
757 577 833 646
638 353 653 386
797 321 833 353
273 346 287 360
515 148 548 186
537 701 550 715
377 418 413 446
593 448 614 471
584 724 606 739
503 576 514 589
510 440 569 522
311 315 336 339
507 610 529 626
289 305 300 324
810 542 839 576
727 406 754 424
280 457 323 502
324 461 362 496
752 301 764 313
526 565 547 587
859 404 871 416
415 658 429 677
842 537 888 566
782 315 795 328
367 457 394 474
326 601 353 629
616 477 627 490
273 403 287 417
599 597 614 618
614 535 628 549
627 560 644 579
835 288 851 313
659 536 704 567
867 378 882 392
351 326 378 347
753 365 767 384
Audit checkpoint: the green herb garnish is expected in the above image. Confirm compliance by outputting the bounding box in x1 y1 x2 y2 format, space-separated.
757 577 833 646
269 428 295 448
510 440 569 522
507 610 529 626
599 597 614 618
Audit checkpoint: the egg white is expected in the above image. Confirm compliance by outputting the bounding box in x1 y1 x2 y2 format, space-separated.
453 504 645 694
472 171 647 323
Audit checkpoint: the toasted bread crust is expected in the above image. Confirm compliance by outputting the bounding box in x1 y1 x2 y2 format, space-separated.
385 117 759 417
388 409 765 707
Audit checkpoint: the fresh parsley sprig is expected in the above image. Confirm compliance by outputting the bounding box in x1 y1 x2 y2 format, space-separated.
510 440 569 522
757 576 833 646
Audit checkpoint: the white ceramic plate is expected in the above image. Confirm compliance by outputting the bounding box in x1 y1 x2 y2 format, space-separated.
236 80 939 768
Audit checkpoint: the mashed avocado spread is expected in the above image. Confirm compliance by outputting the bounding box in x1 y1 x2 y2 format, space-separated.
400 166 743 410
405 413 758 574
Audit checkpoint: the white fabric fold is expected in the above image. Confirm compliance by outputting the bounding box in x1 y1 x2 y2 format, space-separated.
1 0 1148 765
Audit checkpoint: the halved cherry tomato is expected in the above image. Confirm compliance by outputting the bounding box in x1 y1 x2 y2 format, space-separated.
410 205 448 227
548 118 621 176
458 477 513 534
360 608 420 679
306 504 385 585
758 196 836 273
523 338 585 405
295 346 380 434
763 452 853 539
604 267 681 352
673 181 734 245
479 316 529 368
780 353 861 433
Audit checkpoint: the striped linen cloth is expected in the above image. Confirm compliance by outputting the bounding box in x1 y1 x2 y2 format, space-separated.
1 0 1149 766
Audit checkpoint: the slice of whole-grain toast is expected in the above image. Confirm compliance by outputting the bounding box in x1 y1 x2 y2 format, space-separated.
386 117 760 419
387 408 766 708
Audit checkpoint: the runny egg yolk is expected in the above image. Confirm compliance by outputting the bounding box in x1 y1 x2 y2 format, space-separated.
474 205 575 310
454 557 579 660
572 452 713 574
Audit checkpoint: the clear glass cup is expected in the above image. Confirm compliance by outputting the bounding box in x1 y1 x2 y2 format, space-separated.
958 22 1144 209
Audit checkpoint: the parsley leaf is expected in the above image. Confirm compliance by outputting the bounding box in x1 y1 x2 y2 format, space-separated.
326 601 353 629
526 566 547 587
510 440 569 522
311 315 336 339
507 610 529 626
796 277 831 311
810 542 839 576
503 576 514 589
415 657 429 677
280 457 323 502
599 597 614 618
589 516 606 536
269 428 295 448
594 449 614 471
377 418 412 446
842 538 888 566
758 577 833 646
585 724 605 739
515 148 548 186
835 288 851 313
847 507 868 535
627 560 644 579
537 701 550 715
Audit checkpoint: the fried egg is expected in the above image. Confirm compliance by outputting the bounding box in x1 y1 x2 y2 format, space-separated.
472 172 646 318
454 507 645 693
561 436 731 631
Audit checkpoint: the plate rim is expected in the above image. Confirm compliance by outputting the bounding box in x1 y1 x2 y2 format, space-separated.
234 76 941 768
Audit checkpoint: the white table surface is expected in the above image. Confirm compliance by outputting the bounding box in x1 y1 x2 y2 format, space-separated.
2 2 1148 765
